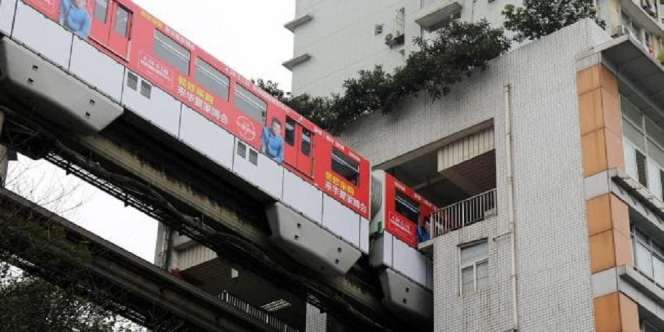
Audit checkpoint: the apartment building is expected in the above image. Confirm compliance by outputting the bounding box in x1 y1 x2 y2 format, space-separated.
281 0 664 331
285 0 664 97
155 1 664 331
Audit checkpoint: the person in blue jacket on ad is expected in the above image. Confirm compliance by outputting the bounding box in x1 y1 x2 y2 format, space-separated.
262 118 284 164
60 0 92 39
417 214 431 243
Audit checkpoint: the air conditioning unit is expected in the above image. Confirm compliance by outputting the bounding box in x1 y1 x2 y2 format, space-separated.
613 25 629 37
385 32 405 47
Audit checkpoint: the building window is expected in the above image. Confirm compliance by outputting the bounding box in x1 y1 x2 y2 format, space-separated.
195 59 230 101
331 148 360 186
460 240 488 296
660 169 664 200
395 7 405 36
235 85 266 124
633 228 664 286
637 150 649 187
154 30 190 74
622 94 664 199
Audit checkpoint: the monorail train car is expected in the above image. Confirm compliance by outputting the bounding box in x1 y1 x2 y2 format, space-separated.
370 171 435 319
0 0 435 319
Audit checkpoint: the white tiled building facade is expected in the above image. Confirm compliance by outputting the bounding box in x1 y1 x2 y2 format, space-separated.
284 1 664 331
158 0 664 330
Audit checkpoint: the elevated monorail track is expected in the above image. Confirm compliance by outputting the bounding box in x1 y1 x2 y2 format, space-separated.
0 187 290 332
0 88 412 331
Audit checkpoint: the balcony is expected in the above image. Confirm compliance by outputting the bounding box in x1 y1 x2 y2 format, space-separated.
415 0 462 31
284 14 313 32
621 0 664 37
428 188 497 238
218 290 300 332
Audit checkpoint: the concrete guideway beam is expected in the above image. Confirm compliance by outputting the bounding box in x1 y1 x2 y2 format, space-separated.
0 97 405 330
0 188 276 332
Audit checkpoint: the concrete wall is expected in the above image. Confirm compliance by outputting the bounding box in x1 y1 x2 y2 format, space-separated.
340 20 611 331
290 0 520 97
289 0 639 100
305 303 328 332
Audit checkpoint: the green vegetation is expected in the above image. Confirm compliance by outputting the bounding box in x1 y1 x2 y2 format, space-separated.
259 20 510 133
503 0 605 42
0 269 136 332
261 1 605 134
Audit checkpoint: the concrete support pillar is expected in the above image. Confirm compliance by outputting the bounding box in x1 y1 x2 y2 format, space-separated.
154 223 173 269
0 112 8 187
305 303 352 332
577 64 640 332
305 303 328 332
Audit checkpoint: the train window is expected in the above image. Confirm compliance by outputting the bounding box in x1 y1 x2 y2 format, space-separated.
114 5 131 38
301 129 312 156
331 148 359 185
195 59 230 101
154 30 190 74
235 85 266 123
94 0 109 22
285 118 296 146
140 81 152 99
249 149 258 165
127 72 138 90
237 141 247 159
395 191 420 223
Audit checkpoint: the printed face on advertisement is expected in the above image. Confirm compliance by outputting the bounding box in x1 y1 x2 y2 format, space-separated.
271 119 282 137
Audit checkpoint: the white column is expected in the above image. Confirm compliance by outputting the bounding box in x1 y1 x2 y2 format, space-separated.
0 112 8 187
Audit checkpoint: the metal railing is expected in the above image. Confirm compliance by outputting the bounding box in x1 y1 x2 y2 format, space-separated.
218 290 300 332
429 189 497 238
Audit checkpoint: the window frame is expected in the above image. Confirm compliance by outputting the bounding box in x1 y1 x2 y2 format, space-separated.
94 0 109 23
459 240 489 296
331 148 360 186
621 94 664 195
632 227 664 286
285 117 296 146
154 29 191 75
113 4 132 38
234 84 267 124
394 190 420 223
637 149 649 187
301 128 312 156
195 58 230 102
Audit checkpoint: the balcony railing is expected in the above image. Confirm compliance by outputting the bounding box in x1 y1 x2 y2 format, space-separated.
218 290 299 332
429 189 497 238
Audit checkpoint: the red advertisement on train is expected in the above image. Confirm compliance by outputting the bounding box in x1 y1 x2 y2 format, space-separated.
384 174 437 247
268 106 371 219
22 0 371 219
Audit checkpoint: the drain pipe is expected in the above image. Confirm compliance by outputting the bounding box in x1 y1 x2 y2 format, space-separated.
504 84 519 331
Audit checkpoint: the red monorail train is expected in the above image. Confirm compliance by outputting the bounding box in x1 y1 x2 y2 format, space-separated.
23 0 372 219
0 0 436 318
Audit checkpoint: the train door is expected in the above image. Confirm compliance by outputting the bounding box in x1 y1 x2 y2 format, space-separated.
91 0 132 58
284 117 314 177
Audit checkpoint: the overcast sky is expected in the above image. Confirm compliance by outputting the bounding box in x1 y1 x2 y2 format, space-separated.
9 0 295 262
